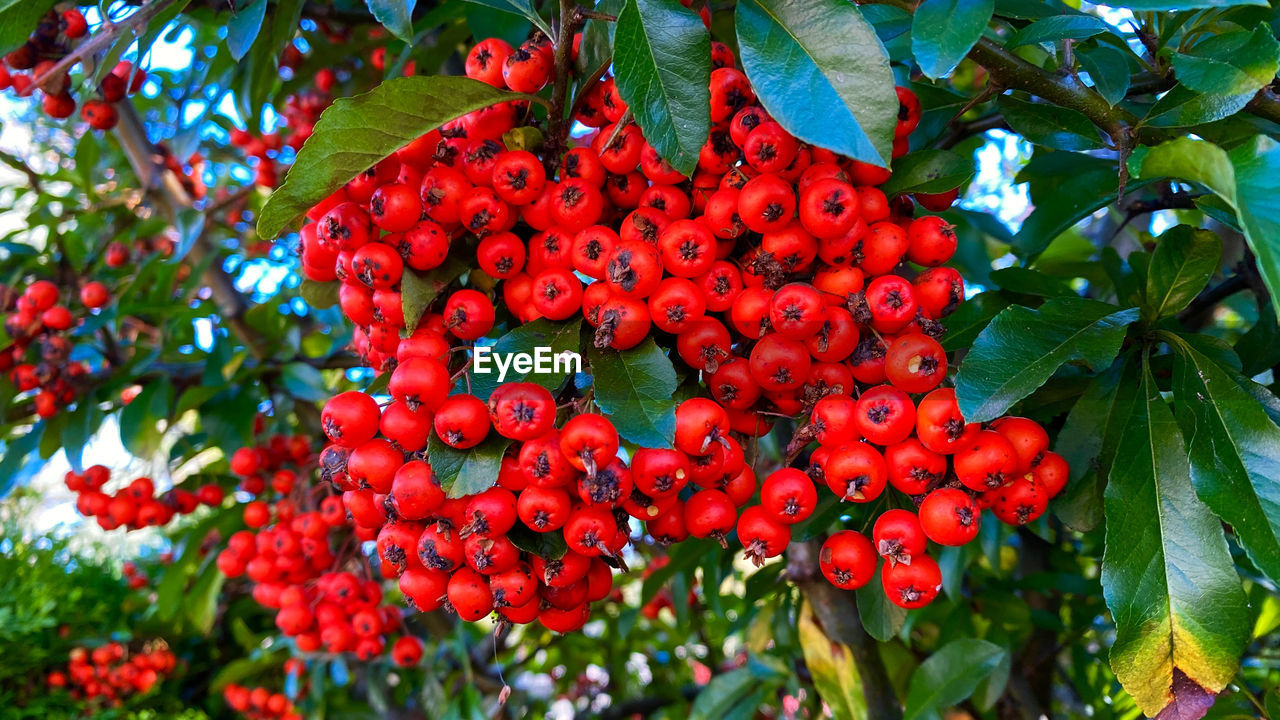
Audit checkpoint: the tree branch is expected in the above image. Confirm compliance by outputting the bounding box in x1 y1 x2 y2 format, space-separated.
112 101 268 359
787 539 902 720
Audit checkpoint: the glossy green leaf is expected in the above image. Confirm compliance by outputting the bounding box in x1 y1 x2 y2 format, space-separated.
468 318 583 400
798 601 867 720
857 567 907 642
402 255 469 333
366 0 418 42
1078 45 1131 106
1013 152 1153 259
1101 357 1248 719
258 76 527 239
1171 26 1279 97
1052 357 1137 532
587 338 678 447
736 0 896 167
428 433 512 499
1169 335 1280 583
997 94 1105 151
1227 138 1280 311
1143 225 1221 322
1109 0 1263 7
226 0 268 61
1140 136 1280 306
911 0 993 79
578 0 625 74
954 297 1139 423
300 279 340 309
1006 15 1110 47
457 0 550 34
903 639 1006 720
119 379 174 458
612 0 712 177
1144 84 1255 127
879 149 975 196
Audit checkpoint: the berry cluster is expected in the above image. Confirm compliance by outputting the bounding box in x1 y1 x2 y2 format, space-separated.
47 642 176 708
64 464 225 532
223 682 302 720
0 279 105 418
291 25 1070 626
217 427 424 661
0 7 145 129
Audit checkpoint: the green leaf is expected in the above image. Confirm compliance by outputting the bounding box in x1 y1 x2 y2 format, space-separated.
954 297 1139 423
587 338 678 447
428 433 511 499
1052 357 1137 532
798 601 867 720
402 256 469 333
0 0 58 54
689 659 786 720
258 76 527 239
578 0 624 74
507 525 568 560
1013 152 1153 259
61 402 100 473
300 279 340 309
1143 225 1221 322
997 94 1105 151
458 0 550 35
903 639 1006 720
468 318 583 400
911 0 993 79
1078 45 1131 106
1170 26 1280 97
879 149 975 196
942 291 1011 352
226 0 269 61
1226 138 1280 310
1140 136 1280 306
988 267 1076 297
118 380 174 458
1139 137 1236 201
612 0 712 177
1110 0 1263 7
736 0 896 167
856 567 907 642
1006 15 1110 47
366 0 418 43
186 562 227 635
1101 356 1248 719
281 362 328 403
1169 335 1280 584
1144 84 1255 128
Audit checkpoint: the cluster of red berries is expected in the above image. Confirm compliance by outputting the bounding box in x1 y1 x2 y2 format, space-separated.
216 427 425 663
47 642 176 708
228 430 315 497
1 279 111 419
65 464 225 532
229 76 333 190
290 21 1070 628
0 6 146 129
223 682 302 720
777 401 1066 607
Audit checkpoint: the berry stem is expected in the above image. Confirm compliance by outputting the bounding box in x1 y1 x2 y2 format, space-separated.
543 0 580 176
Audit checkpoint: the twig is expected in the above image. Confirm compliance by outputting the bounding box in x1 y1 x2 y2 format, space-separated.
31 0 179 93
